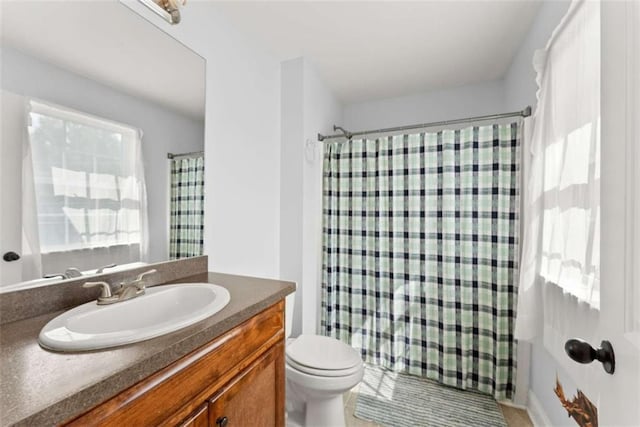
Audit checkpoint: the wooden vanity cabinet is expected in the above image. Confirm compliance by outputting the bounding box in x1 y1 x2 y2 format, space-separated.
65 301 285 427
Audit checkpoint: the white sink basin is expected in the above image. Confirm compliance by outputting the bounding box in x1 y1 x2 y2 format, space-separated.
38 283 230 352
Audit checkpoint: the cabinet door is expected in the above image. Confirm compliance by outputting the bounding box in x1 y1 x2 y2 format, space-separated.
209 343 284 427
179 404 208 427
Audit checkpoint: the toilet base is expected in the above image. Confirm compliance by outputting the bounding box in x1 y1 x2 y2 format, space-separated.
286 409 304 427
305 395 345 427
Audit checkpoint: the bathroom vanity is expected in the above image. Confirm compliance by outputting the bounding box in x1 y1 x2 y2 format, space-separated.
0 257 295 426
67 301 285 427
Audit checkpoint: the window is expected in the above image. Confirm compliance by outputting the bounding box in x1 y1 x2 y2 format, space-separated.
27 100 147 255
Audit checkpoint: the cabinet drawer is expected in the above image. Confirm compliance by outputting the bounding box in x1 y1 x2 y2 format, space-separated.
65 301 284 426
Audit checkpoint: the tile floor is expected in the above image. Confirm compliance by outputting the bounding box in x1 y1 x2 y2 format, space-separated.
343 384 533 427
497 404 533 427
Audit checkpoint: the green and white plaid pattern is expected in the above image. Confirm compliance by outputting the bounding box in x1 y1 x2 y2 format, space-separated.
169 156 204 259
321 122 520 400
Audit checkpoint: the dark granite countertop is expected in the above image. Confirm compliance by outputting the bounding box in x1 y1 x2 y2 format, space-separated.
0 272 295 426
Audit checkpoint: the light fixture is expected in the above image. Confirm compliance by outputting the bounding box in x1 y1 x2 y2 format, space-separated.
138 0 185 25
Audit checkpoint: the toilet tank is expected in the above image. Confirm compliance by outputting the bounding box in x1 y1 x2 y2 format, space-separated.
285 291 295 339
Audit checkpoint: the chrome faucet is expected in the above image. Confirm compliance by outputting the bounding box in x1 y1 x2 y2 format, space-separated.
82 269 157 305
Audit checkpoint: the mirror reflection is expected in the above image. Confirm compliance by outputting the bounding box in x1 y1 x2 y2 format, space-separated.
0 2 206 291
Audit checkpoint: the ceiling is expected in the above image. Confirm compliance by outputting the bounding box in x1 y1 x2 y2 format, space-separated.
1 1 541 112
214 1 541 104
1 1 205 120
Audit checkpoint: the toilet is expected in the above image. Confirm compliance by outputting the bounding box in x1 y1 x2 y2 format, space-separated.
285 295 364 427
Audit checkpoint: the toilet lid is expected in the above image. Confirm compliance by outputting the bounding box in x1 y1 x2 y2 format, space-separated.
286 334 362 371
286 355 363 377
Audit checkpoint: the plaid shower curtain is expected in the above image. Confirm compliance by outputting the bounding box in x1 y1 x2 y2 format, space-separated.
169 156 204 259
321 122 520 400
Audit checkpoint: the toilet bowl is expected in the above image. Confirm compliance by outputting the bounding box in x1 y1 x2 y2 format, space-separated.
285 334 364 427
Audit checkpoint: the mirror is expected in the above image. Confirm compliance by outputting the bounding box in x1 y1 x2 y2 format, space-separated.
0 2 206 291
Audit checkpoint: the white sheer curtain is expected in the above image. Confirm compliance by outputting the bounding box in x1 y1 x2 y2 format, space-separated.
22 99 148 280
515 0 600 352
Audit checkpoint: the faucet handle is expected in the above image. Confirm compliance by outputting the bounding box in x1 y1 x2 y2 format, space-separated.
83 281 112 298
136 269 157 281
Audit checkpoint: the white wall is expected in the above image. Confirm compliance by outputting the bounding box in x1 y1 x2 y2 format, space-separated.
301 59 343 335
502 1 574 425
280 58 305 334
0 46 204 266
281 57 343 335
504 0 571 111
123 1 282 279
344 79 506 131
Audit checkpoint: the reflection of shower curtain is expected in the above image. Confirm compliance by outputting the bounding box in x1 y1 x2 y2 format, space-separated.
169 156 204 259
321 122 520 400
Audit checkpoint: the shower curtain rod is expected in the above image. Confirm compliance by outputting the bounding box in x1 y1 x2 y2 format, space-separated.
167 150 204 160
317 106 531 142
